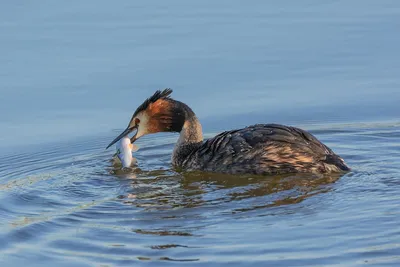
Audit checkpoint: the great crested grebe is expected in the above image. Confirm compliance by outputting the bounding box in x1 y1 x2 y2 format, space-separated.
106 89 350 175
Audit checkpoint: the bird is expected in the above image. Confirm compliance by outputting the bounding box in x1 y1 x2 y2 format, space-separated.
106 89 350 175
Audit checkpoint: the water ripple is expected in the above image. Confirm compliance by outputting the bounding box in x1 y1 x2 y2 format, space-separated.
0 122 399 266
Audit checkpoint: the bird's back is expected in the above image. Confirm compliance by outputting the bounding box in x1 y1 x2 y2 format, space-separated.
181 124 350 175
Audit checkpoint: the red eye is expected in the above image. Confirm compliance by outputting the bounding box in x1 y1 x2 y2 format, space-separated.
135 118 140 125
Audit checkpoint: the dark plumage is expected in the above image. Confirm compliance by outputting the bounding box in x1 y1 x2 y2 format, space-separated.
180 124 350 175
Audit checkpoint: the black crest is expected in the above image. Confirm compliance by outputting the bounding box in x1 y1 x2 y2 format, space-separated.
133 88 173 117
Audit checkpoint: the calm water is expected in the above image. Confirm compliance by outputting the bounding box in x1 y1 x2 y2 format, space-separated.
1 1 400 266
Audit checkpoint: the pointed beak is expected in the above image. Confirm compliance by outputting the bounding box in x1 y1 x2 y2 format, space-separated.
106 125 137 149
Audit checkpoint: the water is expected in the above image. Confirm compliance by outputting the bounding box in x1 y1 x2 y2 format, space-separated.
1 1 400 266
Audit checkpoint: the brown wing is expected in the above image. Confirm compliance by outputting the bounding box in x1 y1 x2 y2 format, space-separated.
183 124 349 175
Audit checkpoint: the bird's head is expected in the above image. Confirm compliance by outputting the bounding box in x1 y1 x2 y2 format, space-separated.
106 88 187 149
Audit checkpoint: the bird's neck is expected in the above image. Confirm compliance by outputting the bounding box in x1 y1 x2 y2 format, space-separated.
172 116 203 167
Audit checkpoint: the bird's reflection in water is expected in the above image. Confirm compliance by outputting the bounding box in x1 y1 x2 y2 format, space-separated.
110 161 345 242
181 171 343 214
113 161 344 213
